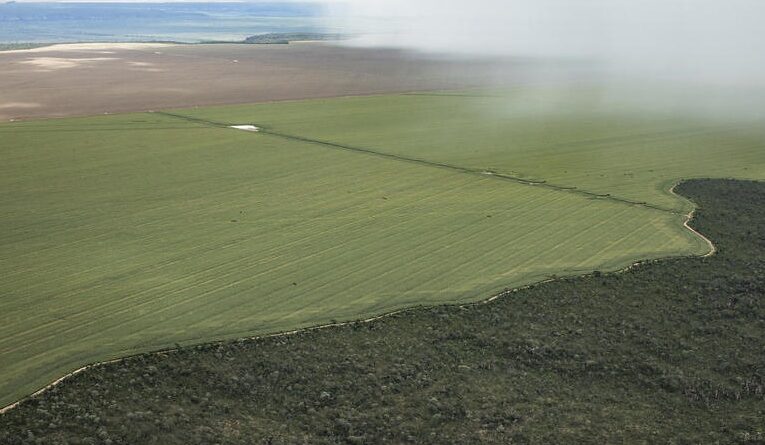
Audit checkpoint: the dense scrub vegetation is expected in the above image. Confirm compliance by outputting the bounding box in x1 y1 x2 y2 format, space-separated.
1 179 763 444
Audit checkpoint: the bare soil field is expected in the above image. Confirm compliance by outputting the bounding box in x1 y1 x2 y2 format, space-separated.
0 42 529 121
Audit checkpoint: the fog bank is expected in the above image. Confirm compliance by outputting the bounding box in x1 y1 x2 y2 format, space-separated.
330 0 765 90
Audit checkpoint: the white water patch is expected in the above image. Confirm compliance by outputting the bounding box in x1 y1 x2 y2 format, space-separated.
230 125 260 132
0 43 172 54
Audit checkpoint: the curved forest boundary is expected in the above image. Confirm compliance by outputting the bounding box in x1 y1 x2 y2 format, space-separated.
1 179 763 444
0 106 711 409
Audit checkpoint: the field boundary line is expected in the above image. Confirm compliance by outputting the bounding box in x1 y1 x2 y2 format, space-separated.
0 246 706 415
153 111 682 215
262 130 683 214
261 129 682 214
670 182 717 258
153 111 231 128
401 92 500 98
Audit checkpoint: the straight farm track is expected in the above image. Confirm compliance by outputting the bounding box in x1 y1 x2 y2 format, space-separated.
1 89 762 408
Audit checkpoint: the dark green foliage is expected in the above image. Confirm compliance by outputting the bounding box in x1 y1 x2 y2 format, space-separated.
1 179 763 444
0 43 51 51
243 33 344 44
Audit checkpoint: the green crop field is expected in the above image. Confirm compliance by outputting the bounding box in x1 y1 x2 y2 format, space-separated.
1 89 762 408
176 89 765 212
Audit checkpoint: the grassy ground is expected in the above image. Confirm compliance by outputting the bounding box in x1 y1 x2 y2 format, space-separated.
0 106 710 408
0 179 762 444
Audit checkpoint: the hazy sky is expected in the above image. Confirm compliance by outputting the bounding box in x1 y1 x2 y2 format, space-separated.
332 0 765 87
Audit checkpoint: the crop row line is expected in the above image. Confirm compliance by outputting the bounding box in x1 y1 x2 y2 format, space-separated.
0 171 499 349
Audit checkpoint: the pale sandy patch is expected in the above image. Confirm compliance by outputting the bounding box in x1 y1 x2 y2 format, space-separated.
19 57 119 71
127 61 164 72
0 102 40 110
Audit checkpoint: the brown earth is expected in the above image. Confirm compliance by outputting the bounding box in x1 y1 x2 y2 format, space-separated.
0 42 539 121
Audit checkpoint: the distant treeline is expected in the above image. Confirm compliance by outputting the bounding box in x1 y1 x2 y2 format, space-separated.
1 179 763 444
245 33 344 44
202 33 344 45
0 42 50 51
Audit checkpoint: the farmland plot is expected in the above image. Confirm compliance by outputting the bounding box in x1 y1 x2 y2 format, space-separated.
0 91 735 407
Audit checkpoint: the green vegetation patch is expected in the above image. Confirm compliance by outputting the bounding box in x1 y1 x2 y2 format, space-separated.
0 109 706 408
1 179 762 444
